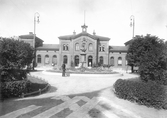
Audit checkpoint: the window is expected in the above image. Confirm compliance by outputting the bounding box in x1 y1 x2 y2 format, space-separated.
63 44 66 51
88 43 93 51
99 56 103 65
63 44 69 51
63 55 68 64
52 55 57 65
99 45 102 51
110 57 114 66
99 45 105 52
74 55 79 66
102 45 105 51
118 57 122 66
66 44 69 51
45 55 49 64
37 55 41 63
75 43 79 51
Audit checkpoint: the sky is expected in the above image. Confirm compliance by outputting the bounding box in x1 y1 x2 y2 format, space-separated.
0 0 167 46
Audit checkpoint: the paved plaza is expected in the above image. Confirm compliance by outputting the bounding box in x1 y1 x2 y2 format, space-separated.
1 71 167 118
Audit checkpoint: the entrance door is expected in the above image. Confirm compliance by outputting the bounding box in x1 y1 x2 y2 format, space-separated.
88 56 93 67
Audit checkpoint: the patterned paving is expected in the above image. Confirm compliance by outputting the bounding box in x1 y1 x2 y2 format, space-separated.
0 93 119 118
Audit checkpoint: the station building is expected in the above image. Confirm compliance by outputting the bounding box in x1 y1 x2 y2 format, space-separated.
19 24 129 69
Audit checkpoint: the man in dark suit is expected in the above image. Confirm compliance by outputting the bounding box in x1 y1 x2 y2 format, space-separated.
62 63 66 77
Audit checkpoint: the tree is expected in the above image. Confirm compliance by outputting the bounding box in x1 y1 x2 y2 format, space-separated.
0 38 34 82
126 35 143 73
126 34 167 84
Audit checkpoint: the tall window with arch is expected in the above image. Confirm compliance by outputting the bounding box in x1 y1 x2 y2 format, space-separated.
110 57 114 66
88 43 93 51
102 45 105 51
52 55 57 65
63 55 68 64
118 57 122 66
75 43 79 51
66 44 69 51
74 55 79 66
63 44 66 51
99 44 105 52
99 45 102 52
37 54 41 63
45 55 49 64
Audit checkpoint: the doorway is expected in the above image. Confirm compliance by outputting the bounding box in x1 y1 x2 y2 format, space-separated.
88 56 93 67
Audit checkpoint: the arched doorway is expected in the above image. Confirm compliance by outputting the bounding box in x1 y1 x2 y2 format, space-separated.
88 56 93 67
74 55 79 66
63 55 68 64
99 56 103 66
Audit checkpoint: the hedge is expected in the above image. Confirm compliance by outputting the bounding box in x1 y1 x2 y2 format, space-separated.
0 80 31 99
113 79 167 109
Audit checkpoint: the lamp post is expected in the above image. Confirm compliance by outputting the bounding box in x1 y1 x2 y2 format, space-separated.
130 15 135 38
32 12 40 70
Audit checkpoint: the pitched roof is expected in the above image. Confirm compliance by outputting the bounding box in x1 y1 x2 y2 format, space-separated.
58 32 110 41
37 44 59 51
109 46 128 52
19 34 44 42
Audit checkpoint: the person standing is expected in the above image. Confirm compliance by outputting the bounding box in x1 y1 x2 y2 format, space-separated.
62 63 66 77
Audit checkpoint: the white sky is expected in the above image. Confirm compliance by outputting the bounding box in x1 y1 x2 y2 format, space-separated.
0 0 167 46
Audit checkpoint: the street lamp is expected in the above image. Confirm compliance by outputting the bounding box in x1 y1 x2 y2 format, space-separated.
33 12 40 48
130 15 135 38
33 12 40 70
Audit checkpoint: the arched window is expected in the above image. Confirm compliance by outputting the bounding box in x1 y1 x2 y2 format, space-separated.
102 45 105 51
110 57 114 66
74 55 79 66
66 44 69 51
99 45 102 51
88 43 93 51
52 55 57 65
75 43 79 51
99 44 105 52
45 55 49 64
63 55 68 64
99 56 103 65
63 44 66 51
37 55 41 63
118 57 122 66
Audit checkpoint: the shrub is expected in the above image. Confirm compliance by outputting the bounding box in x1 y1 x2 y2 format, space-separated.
113 78 167 109
1 80 30 99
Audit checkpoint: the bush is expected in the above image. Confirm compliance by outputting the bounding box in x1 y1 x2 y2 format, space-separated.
1 80 30 99
113 79 167 109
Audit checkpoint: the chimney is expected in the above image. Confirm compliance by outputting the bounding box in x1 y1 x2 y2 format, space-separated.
29 32 33 35
93 30 96 35
73 30 76 35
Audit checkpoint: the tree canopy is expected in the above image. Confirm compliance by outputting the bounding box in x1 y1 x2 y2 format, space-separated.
0 38 34 82
126 34 167 84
